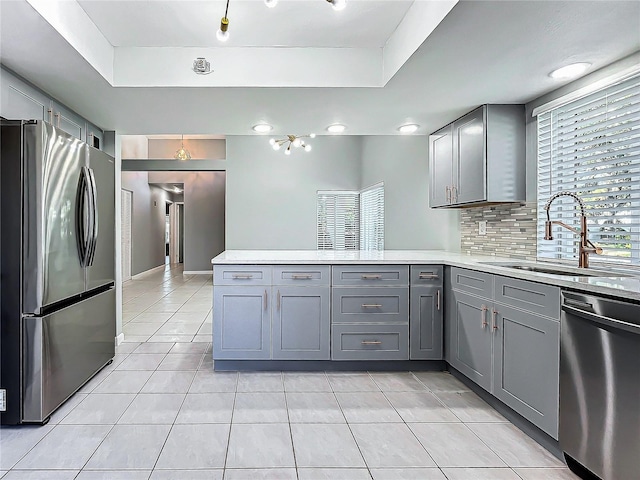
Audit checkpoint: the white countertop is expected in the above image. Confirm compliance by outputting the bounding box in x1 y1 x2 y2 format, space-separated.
211 250 640 301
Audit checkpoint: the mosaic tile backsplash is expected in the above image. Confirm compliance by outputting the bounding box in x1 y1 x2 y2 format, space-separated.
460 202 537 259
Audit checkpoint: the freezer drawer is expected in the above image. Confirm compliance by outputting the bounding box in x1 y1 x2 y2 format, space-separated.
22 288 115 423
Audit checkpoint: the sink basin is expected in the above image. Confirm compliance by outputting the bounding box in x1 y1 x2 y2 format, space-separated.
479 262 631 278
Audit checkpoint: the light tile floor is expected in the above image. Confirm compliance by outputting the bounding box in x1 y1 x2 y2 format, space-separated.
0 264 580 480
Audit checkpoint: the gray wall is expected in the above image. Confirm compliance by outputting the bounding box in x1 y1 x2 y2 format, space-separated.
148 171 226 271
225 135 362 249
361 136 460 251
121 171 168 276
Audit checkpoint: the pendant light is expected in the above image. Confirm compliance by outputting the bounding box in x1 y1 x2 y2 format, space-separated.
174 135 191 161
216 0 231 42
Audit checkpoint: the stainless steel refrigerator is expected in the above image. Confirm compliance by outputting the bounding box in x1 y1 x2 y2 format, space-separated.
1 119 116 425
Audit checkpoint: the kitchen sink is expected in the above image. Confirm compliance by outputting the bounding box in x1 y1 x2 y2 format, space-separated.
479 262 632 277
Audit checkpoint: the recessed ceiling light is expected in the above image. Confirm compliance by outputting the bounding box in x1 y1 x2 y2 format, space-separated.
252 124 273 133
549 62 591 80
398 124 420 134
326 124 346 133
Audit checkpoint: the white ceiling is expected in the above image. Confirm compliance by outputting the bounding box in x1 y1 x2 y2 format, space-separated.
0 1 639 137
77 0 414 48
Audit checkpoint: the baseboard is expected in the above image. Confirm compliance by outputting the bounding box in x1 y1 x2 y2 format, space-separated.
183 270 213 275
132 264 166 279
115 333 125 346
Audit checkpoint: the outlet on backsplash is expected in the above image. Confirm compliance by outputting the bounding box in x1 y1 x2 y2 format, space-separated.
460 202 537 259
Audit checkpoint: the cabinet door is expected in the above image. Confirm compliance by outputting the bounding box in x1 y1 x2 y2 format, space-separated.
86 122 103 150
272 286 330 360
449 290 493 391
213 286 270 360
1 68 51 121
453 106 486 204
429 125 453 207
51 101 84 140
410 286 443 360
493 304 559 438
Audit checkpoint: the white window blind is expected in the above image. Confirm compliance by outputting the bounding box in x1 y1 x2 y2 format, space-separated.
537 75 640 265
360 183 385 251
317 191 360 250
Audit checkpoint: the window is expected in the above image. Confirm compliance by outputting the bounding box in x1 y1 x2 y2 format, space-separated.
317 191 360 250
360 183 385 251
317 183 384 251
537 74 640 265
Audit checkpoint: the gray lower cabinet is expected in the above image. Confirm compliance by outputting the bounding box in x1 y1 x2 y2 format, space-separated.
448 289 493 391
410 286 443 360
493 304 559 438
272 286 330 360
213 286 270 360
447 267 561 439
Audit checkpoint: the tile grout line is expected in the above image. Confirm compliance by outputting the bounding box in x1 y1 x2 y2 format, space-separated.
280 372 300 480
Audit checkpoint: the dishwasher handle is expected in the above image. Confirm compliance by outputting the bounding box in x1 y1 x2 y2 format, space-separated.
563 304 640 336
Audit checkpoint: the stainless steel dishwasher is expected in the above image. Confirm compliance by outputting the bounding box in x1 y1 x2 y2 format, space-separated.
560 291 640 480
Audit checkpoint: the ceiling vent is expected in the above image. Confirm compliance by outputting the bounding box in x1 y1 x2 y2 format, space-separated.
193 57 213 75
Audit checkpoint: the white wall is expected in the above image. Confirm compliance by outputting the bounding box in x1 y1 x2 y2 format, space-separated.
121 171 168 275
361 136 460 250
148 139 226 160
225 135 362 249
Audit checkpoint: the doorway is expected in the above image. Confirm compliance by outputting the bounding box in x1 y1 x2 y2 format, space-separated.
165 201 171 264
121 189 133 282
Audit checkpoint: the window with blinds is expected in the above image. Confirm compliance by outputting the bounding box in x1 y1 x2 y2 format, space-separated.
317 191 360 250
360 183 385 251
537 74 640 265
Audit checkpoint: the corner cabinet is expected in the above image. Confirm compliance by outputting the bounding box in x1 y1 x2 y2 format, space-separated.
447 267 560 439
429 104 525 208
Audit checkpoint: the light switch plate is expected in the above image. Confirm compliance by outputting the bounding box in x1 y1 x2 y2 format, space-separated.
479 220 487 236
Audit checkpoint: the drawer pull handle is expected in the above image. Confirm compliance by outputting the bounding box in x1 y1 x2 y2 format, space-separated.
492 308 499 331
361 274 382 280
361 340 382 345
419 273 438 279
362 304 383 308
481 305 488 328
232 274 254 279
291 274 313 279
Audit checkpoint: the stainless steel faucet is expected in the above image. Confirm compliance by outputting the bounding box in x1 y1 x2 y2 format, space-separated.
544 192 602 268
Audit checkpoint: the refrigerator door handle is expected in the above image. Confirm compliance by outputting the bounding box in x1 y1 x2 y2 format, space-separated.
86 168 99 266
75 167 91 267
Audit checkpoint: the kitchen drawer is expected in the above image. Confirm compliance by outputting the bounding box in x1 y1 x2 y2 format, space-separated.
272 265 331 286
494 276 560 319
410 265 444 286
332 287 409 324
213 265 272 286
450 267 493 298
332 265 409 286
332 324 409 360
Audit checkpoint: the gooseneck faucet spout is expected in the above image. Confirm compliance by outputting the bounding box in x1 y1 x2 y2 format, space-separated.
544 192 602 268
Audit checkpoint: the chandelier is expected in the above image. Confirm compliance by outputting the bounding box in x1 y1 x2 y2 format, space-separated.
269 134 316 155
217 0 346 42
174 134 191 161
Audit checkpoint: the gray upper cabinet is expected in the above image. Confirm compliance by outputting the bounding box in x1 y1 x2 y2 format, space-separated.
213 285 270 360
272 286 330 360
429 104 525 208
429 125 454 207
51 101 84 140
1 67 103 148
1 68 51 121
